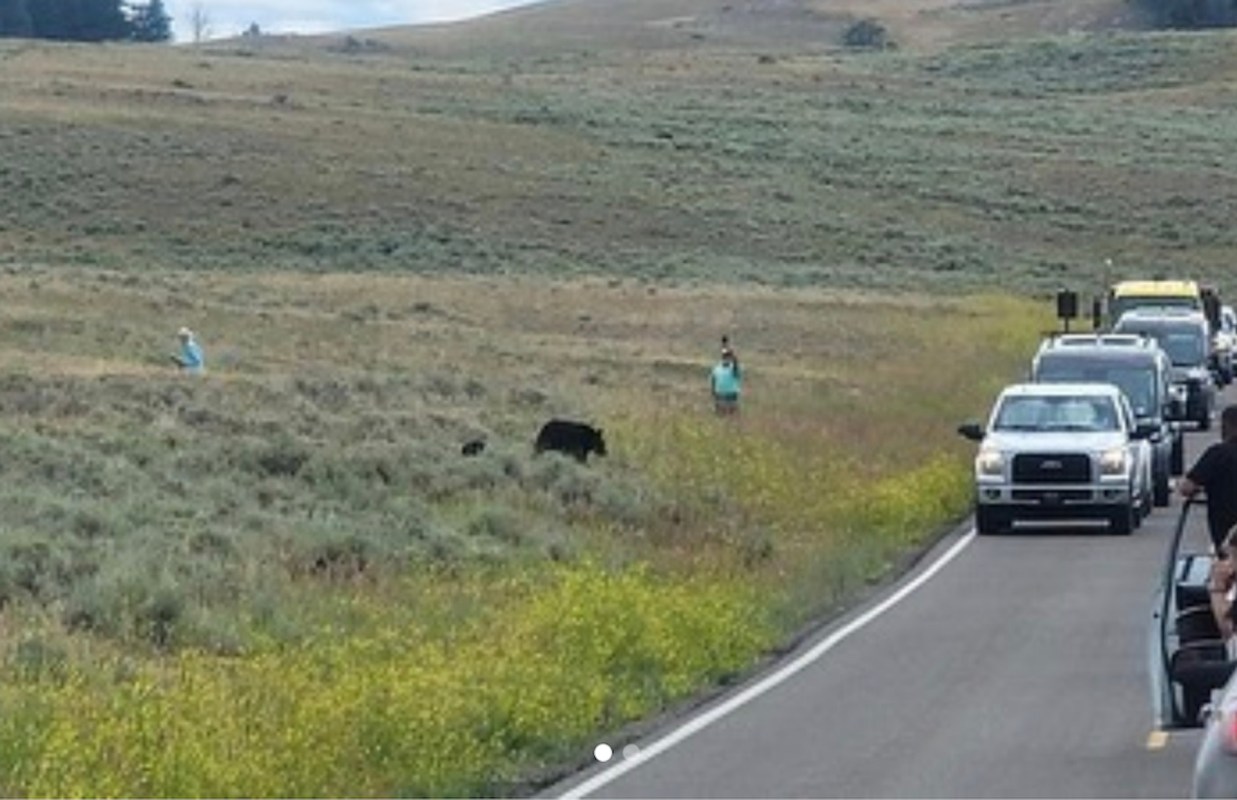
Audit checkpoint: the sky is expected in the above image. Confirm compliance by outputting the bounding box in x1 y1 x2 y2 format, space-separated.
164 0 545 41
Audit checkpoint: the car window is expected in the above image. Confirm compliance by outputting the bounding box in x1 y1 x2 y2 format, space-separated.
1037 362 1157 417
1157 332 1205 366
993 395 1119 432
1058 400 1099 428
1112 370 1156 417
1118 395 1136 431
993 397 1046 430
1115 323 1205 366
1110 296 1200 322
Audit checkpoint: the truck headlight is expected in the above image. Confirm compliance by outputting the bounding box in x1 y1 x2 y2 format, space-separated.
1099 447 1128 475
977 449 1005 476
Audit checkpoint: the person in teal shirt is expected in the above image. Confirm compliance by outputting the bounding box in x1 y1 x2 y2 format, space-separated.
173 327 205 374
710 346 741 415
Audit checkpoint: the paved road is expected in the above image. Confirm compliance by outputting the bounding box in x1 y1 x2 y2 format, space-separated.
554 392 1235 799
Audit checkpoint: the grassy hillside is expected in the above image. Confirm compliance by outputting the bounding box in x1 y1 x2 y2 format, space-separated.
1 0 1235 295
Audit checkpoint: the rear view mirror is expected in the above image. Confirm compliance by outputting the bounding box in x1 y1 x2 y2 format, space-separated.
957 422 984 442
1133 422 1159 440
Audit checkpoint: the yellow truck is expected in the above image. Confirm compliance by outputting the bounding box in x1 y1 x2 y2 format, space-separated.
1107 279 1203 326
1107 280 1232 385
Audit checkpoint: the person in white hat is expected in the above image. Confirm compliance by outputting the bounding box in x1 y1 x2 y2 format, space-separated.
172 327 205 374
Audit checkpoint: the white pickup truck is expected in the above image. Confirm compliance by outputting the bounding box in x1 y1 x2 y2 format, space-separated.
957 382 1155 535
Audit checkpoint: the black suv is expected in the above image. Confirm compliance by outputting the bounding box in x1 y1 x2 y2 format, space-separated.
1113 308 1217 431
1031 333 1183 506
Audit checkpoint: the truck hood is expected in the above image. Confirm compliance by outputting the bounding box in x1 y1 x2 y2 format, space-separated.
981 431 1127 452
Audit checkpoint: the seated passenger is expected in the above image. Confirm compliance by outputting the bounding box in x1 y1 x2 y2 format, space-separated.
1209 526 1237 655
1170 525 1237 721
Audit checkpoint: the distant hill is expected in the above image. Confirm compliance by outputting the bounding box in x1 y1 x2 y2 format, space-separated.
328 0 1148 56
3 0 1235 294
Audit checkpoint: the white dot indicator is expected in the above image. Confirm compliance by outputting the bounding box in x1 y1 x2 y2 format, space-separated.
622 744 641 760
594 743 613 762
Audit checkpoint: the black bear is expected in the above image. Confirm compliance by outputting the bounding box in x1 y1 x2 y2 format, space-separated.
534 419 607 463
461 438 486 456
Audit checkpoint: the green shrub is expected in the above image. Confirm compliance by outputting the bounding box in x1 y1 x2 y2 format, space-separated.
842 18 891 49
465 505 525 546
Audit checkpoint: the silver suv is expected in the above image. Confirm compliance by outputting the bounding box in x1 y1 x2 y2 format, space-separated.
1030 333 1183 507
958 382 1154 535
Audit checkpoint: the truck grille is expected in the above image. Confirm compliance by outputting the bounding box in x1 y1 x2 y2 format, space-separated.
1011 489 1091 502
1011 453 1091 484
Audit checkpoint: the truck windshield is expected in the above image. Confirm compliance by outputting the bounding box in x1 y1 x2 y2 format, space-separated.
993 395 1120 433
1110 296 1200 322
1114 323 1206 366
1036 363 1157 418
1157 332 1205 366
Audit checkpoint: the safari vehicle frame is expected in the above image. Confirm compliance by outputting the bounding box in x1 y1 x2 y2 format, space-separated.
1150 497 1236 730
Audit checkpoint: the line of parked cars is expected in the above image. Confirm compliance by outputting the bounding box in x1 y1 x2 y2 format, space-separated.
957 278 1229 536
956 279 1237 795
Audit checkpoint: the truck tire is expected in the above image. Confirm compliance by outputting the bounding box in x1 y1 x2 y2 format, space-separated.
975 506 1005 536
1171 435 1185 477
1109 504 1135 536
1154 470 1171 507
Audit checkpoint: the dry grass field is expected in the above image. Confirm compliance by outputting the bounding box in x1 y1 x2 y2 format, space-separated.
0 265 1046 795
0 0 1233 793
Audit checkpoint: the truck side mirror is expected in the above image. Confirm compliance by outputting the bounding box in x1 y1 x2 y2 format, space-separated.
957 422 984 441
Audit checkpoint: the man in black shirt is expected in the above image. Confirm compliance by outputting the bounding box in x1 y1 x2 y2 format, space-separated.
1180 404 1237 550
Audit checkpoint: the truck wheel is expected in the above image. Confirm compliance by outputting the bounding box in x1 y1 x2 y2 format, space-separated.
1109 505 1135 536
1171 435 1185 477
975 507 1004 536
1154 471 1171 507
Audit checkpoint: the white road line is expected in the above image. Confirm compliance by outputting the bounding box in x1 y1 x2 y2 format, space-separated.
558 527 979 799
